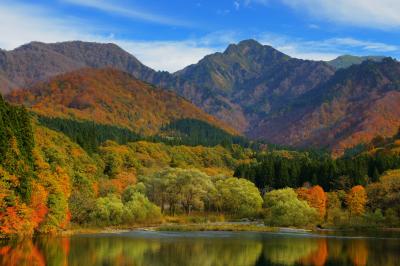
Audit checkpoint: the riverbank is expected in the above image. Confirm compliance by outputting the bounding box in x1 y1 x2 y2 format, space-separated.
156 222 279 232
62 221 309 235
59 223 400 239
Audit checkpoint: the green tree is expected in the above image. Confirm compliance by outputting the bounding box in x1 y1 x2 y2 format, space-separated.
214 177 263 217
92 194 124 225
264 188 318 227
141 168 215 215
366 170 400 218
123 190 161 223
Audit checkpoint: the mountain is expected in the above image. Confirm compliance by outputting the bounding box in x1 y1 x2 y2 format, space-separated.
249 58 400 155
2 40 400 154
170 39 336 132
327 55 385 69
0 40 336 133
0 41 157 94
6 68 236 136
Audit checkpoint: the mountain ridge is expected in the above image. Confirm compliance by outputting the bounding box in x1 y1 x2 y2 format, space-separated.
1 39 399 154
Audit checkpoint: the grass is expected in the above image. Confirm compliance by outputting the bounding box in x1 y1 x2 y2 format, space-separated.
163 213 227 224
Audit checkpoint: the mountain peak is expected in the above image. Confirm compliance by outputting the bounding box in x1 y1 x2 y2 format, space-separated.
223 39 285 57
237 39 263 47
13 41 47 51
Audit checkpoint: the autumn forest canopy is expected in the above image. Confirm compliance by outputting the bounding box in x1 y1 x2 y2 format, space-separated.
0 40 400 239
1 89 400 239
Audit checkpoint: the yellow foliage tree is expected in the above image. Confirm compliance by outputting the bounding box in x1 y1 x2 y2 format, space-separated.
346 185 367 216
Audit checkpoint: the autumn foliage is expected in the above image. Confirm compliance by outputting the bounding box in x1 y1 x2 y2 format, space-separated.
296 185 327 219
346 185 367 216
7 68 236 136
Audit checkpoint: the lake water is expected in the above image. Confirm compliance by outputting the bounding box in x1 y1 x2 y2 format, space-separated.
1 230 400 266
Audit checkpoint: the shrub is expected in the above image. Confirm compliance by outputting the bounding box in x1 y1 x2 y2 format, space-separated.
264 188 318 227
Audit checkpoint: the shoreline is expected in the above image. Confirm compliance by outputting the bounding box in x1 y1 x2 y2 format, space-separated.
60 223 400 237
2 223 399 241
60 222 321 236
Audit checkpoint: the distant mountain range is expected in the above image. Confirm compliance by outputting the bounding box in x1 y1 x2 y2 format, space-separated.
2 40 399 154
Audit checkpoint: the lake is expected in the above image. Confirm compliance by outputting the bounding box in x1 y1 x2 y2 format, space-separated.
1 230 400 266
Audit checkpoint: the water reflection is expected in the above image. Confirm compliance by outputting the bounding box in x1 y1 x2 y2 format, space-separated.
0 232 399 266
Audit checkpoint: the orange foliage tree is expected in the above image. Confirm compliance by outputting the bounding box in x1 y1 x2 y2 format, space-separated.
297 185 327 219
346 185 367 216
30 182 49 227
0 203 35 238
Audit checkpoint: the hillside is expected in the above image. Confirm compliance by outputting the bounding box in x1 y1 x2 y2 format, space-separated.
249 58 400 155
6 68 236 136
0 92 253 238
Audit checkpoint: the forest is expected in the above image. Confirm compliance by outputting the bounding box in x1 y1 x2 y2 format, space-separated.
38 116 252 152
234 145 400 191
1 94 400 239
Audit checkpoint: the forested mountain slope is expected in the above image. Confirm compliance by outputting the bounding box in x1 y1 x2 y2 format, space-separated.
249 58 400 155
6 68 236 136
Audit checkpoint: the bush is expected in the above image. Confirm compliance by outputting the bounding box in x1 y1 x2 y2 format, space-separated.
123 191 161 223
91 189 161 226
264 188 318 227
214 177 263 217
92 194 124 225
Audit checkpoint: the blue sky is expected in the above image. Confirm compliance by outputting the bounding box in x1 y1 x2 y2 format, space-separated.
1 0 400 72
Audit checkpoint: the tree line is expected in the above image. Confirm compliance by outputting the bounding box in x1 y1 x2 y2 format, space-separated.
38 116 296 154
234 150 400 191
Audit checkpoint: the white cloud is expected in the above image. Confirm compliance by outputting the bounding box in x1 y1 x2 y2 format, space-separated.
258 33 398 61
234 1 240 10
280 0 400 29
0 1 397 73
0 1 214 72
61 0 190 27
258 33 339 60
326 38 398 52
0 3 95 50
116 40 216 72
243 0 268 6
308 24 320 30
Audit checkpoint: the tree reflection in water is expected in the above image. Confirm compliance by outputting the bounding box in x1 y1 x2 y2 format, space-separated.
0 232 399 266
